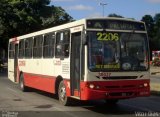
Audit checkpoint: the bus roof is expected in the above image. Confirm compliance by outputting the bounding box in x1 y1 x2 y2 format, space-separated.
9 17 144 42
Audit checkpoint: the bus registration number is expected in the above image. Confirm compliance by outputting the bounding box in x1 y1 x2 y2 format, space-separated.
99 72 111 77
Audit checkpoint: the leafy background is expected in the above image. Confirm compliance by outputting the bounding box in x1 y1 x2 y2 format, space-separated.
0 0 160 59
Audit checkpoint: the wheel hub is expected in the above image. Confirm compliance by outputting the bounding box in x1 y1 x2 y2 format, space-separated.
60 86 66 101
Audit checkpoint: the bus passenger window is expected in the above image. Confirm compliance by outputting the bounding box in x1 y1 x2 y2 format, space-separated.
43 33 55 58
55 30 70 58
9 43 15 59
33 35 43 58
25 38 33 58
19 40 25 58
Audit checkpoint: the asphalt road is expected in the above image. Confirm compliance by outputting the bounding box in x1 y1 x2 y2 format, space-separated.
151 75 160 83
0 73 160 117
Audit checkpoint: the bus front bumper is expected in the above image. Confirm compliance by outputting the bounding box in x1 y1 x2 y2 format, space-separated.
80 79 150 100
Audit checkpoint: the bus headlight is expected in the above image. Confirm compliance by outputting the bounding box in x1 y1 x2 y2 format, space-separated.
144 83 148 87
89 84 95 89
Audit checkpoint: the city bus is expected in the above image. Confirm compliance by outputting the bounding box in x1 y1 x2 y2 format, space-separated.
8 17 150 105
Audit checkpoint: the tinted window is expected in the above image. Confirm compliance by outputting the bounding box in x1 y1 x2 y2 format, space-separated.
88 31 149 71
33 35 43 58
43 33 55 58
55 30 70 58
19 40 25 58
25 38 33 58
9 42 15 59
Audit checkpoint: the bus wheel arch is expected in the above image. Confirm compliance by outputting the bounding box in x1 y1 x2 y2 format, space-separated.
19 72 28 92
55 76 63 95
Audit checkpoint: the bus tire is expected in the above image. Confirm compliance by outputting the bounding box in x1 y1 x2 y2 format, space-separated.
105 99 119 105
58 81 71 106
19 73 28 92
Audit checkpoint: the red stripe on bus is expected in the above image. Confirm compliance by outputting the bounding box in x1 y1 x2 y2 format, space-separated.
23 73 56 93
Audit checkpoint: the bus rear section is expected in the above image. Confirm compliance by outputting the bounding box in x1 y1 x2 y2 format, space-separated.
8 38 19 82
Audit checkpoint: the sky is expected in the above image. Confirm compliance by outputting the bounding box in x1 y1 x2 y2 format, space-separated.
50 0 160 20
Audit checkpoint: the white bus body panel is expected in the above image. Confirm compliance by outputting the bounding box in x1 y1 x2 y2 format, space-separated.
8 59 15 82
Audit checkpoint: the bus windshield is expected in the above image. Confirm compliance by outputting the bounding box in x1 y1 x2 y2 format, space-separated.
88 31 149 71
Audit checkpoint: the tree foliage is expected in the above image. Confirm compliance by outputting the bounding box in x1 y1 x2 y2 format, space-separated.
0 2 160 58
141 14 160 51
108 13 124 18
0 0 73 52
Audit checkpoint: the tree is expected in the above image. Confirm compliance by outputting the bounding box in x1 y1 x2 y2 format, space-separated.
141 15 154 38
141 15 156 58
108 13 123 18
7 0 73 35
153 13 160 50
40 6 73 28
154 13 160 26
0 0 18 51
0 0 73 56
141 14 160 60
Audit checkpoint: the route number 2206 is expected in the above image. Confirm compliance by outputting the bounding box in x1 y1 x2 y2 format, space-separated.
97 32 119 41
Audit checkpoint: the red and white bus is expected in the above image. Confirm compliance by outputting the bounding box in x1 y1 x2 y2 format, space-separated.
8 17 150 105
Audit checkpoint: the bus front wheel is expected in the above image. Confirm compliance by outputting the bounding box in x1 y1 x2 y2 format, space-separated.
58 81 71 106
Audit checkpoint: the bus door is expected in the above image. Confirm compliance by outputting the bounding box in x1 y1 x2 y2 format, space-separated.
14 44 18 82
70 32 82 97
8 41 18 82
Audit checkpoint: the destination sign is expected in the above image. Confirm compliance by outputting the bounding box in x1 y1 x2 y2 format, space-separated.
87 19 145 31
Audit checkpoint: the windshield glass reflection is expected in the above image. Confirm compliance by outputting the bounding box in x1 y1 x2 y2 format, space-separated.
88 31 149 71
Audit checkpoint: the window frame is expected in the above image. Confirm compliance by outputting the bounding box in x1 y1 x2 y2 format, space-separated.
43 32 55 58
18 40 25 58
25 37 33 58
55 30 70 58
33 35 43 58
9 42 15 59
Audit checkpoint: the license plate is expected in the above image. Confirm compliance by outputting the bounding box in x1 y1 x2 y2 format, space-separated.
122 93 127 96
